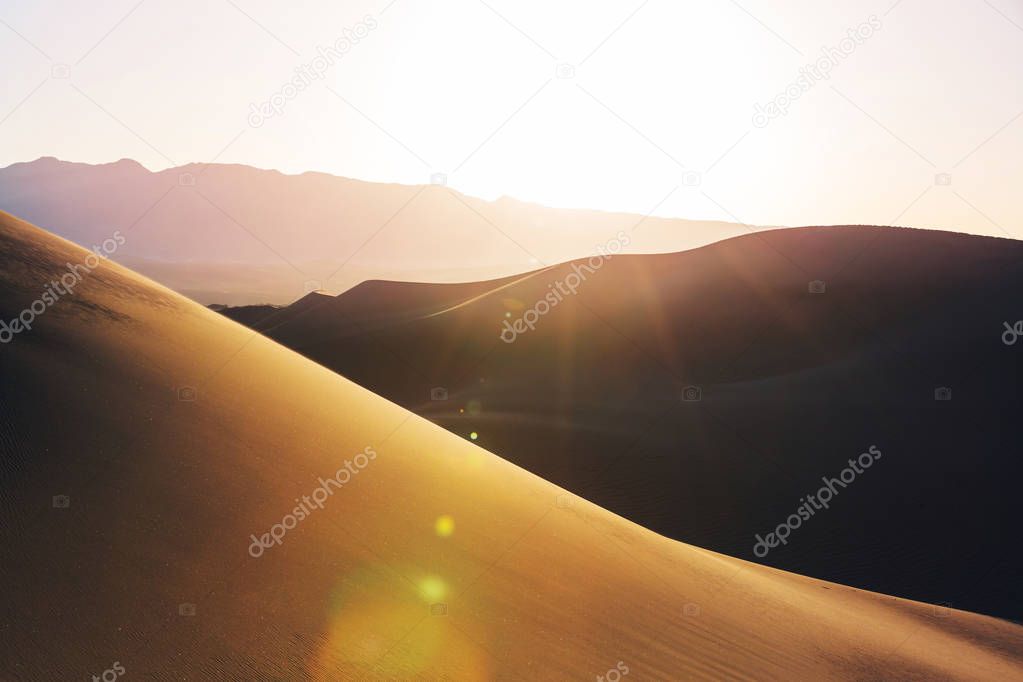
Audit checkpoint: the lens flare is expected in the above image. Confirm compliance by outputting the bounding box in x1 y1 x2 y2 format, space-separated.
435 515 455 537
418 575 447 602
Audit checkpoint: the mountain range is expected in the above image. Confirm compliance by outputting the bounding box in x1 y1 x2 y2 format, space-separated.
0 157 745 305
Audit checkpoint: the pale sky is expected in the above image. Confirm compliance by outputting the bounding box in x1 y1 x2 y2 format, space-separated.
2 0 1021 239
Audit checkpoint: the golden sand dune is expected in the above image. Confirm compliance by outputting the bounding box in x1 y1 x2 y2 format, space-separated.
0 210 1020 680
218 226 1023 622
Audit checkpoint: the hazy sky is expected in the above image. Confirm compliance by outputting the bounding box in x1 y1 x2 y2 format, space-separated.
2 0 1021 238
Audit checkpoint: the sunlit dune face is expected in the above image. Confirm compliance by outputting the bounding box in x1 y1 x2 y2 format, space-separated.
316 565 489 679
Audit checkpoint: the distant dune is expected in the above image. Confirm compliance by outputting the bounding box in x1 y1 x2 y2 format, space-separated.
219 224 1023 622
3 214 1023 678
0 157 746 305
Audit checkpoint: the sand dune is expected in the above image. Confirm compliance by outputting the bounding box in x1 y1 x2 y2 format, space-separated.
1 209 1021 679
219 225 1023 621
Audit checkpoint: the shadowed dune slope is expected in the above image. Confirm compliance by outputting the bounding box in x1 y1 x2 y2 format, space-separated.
2 210 1022 679
220 225 1023 621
